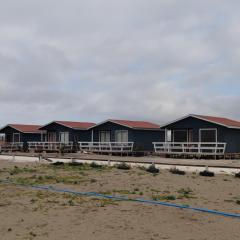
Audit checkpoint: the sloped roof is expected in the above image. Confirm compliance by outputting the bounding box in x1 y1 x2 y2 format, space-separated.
161 114 240 129
40 121 96 130
193 115 240 128
89 119 161 130
0 124 42 133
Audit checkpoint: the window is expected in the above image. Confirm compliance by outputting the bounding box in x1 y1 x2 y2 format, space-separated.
13 133 20 143
99 131 111 142
60 132 69 144
166 130 172 142
173 130 188 142
115 130 128 142
199 129 217 142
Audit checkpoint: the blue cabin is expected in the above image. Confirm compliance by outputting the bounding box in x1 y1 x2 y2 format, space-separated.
39 121 95 145
158 114 240 155
0 124 42 150
81 119 165 153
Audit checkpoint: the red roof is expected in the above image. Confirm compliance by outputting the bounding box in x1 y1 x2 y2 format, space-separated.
194 115 240 128
53 121 96 129
7 124 42 133
109 119 160 129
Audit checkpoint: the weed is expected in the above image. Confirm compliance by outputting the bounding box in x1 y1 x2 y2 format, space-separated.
152 194 176 201
235 172 240 178
90 162 102 169
146 165 159 174
116 163 131 170
170 167 186 175
199 170 215 177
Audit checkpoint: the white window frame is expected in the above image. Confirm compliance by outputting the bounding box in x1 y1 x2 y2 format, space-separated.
115 130 128 142
99 131 111 142
13 133 21 143
59 132 70 144
199 128 217 142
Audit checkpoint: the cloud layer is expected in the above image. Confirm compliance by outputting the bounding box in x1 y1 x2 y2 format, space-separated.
0 0 240 125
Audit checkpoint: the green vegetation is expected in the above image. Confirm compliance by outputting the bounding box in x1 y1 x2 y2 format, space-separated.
116 162 131 170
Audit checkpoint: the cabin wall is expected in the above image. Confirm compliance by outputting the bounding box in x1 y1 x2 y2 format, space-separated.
132 130 165 151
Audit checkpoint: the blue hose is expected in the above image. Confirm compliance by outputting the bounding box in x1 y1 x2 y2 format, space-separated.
1 179 240 219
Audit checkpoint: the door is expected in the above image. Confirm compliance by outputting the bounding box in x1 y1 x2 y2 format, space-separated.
60 132 69 144
99 131 111 142
48 132 57 142
115 130 128 142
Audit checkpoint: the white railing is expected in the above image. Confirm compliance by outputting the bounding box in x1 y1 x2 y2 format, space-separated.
28 142 74 151
153 142 227 155
0 142 24 151
79 142 134 153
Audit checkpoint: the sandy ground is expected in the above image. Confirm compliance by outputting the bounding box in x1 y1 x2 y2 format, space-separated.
0 160 240 240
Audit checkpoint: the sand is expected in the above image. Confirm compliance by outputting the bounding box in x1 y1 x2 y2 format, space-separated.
0 160 240 240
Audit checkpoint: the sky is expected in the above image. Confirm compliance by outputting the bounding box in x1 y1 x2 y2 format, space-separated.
0 0 240 126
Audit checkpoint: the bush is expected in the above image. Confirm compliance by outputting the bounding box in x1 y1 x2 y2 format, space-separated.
170 167 186 175
235 172 240 178
146 164 159 174
68 162 83 166
90 162 102 168
199 170 215 177
116 162 131 170
52 161 64 166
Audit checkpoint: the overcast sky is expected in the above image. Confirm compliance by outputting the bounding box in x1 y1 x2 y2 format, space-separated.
0 0 240 126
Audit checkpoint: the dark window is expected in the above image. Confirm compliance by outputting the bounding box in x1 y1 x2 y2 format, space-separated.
173 130 188 142
200 129 216 142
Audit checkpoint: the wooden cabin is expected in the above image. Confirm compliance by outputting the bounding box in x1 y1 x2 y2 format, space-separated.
153 114 240 157
28 121 96 152
79 119 165 154
0 124 42 151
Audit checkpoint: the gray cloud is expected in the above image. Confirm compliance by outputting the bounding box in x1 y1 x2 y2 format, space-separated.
0 0 240 126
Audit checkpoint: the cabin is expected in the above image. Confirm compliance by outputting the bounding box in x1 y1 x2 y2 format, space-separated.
79 119 165 154
0 124 42 151
28 121 96 152
153 114 240 157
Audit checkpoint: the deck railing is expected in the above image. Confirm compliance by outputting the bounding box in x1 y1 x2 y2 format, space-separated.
0 142 24 151
153 142 227 155
79 142 134 153
28 142 74 151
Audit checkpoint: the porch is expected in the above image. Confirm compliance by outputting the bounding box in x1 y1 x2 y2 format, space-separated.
79 142 134 153
153 142 227 156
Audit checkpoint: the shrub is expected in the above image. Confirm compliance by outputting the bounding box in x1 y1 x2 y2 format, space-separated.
68 162 83 166
235 172 240 178
199 170 215 177
52 161 64 166
146 164 159 174
90 162 102 168
169 167 186 175
116 162 131 170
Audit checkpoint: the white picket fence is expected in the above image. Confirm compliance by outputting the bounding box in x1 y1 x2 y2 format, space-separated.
153 142 227 155
79 142 134 153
